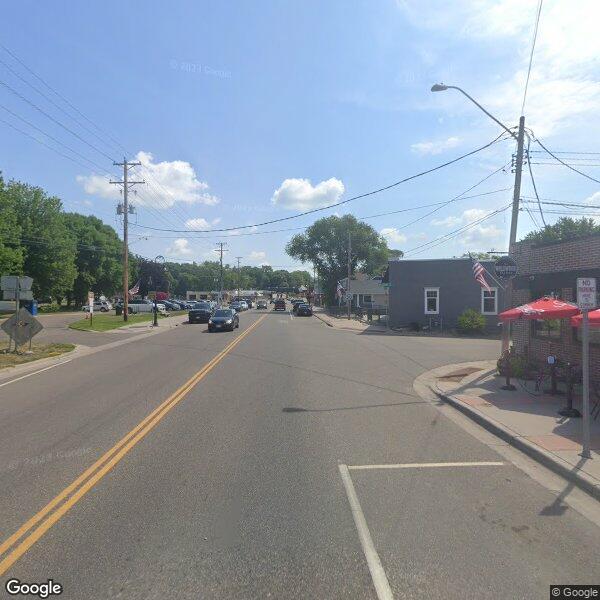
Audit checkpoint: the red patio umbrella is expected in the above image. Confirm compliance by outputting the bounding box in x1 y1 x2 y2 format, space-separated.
499 296 580 321
570 309 600 328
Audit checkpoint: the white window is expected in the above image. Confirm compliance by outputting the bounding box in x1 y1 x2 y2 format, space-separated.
481 288 498 315
424 287 439 315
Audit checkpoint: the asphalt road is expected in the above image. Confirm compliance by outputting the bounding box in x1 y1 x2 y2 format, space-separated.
0 308 597 599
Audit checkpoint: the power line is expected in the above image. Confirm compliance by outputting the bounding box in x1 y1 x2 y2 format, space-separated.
521 0 544 115
0 77 115 162
0 103 113 174
0 43 129 156
130 133 510 234
129 186 512 241
526 137 546 225
533 136 600 185
0 55 119 158
404 203 513 256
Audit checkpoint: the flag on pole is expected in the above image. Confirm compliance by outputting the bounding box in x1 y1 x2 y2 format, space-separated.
128 280 140 297
470 255 491 292
336 280 345 300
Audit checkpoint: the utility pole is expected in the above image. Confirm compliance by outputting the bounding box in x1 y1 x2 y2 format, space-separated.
215 242 228 305
347 232 352 320
111 158 144 322
502 115 526 353
236 256 243 300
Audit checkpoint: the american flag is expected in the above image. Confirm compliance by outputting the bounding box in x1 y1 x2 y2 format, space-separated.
128 280 140 297
336 280 345 299
470 256 491 292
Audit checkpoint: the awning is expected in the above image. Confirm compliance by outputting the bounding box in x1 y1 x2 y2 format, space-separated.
570 309 600 328
498 297 580 321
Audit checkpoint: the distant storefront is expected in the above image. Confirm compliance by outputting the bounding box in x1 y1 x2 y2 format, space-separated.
511 235 600 380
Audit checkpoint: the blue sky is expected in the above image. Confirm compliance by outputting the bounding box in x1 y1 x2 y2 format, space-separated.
1 0 599 270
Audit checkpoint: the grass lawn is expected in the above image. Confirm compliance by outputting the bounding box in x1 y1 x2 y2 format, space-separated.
69 311 185 332
0 343 75 370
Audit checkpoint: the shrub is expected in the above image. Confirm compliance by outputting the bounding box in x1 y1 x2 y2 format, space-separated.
457 308 485 334
497 352 529 378
39 303 61 313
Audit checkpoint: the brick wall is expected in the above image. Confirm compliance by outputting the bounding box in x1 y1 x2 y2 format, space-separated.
511 235 600 380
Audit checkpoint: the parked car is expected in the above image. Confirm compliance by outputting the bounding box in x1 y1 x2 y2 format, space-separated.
127 299 156 314
239 300 249 311
292 299 305 313
230 301 243 312
257 299 268 309
188 301 213 324
274 299 286 311
296 303 313 316
82 301 112 312
243 297 254 308
208 308 239 332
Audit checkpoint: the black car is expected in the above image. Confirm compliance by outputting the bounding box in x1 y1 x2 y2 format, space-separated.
274 299 286 311
188 301 213 323
292 299 305 313
208 308 239 332
296 303 313 316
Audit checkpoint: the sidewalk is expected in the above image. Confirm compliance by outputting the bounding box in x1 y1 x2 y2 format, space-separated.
424 360 600 499
312 308 387 333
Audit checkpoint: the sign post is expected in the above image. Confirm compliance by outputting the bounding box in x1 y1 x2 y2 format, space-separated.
576 277 596 459
88 291 94 327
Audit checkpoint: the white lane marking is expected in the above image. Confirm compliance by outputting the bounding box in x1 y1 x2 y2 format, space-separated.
0 360 73 388
338 464 394 600
348 461 504 471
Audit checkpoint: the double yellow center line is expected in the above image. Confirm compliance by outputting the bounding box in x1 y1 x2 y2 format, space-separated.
0 315 266 575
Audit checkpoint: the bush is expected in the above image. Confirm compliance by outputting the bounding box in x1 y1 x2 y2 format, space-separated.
38 303 61 313
457 308 485 334
497 352 529 378
409 321 421 332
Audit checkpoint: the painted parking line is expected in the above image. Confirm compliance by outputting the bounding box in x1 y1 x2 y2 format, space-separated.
339 460 505 599
338 464 394 600
348 461 505 471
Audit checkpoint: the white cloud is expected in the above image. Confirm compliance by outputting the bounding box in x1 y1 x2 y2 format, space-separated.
184 217 221 230
166 238 193 257
432 215 462 227
271 177 345 210
380 227 408 245
400 0 600 138
248 250 267 261
77 151 219 208
431 207 504 246
410 136 461 156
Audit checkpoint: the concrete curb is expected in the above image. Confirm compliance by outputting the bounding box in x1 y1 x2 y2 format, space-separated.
430 379 600 502
313 312 333 327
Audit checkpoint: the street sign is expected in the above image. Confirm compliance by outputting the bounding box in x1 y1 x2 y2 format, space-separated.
345 292 353 302
577 277 597 309
0 276 33 291
3 290 33 301
1 307 43 346
494 256 518 280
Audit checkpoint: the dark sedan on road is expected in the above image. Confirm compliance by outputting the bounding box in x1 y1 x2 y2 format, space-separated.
274 299 286 311
208 308 239 332
296 303 313 316
188 301 213 324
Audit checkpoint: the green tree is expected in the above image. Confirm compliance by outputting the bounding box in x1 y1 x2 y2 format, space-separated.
522 217 600 244
62 213 122 305
7 180 76 301
0 175 24 276
285 214 396 304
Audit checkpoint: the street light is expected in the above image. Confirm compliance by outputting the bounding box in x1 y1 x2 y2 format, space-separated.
430 82 525 355
430 83 517 140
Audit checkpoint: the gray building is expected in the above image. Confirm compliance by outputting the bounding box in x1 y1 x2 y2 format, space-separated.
386 258 504 332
